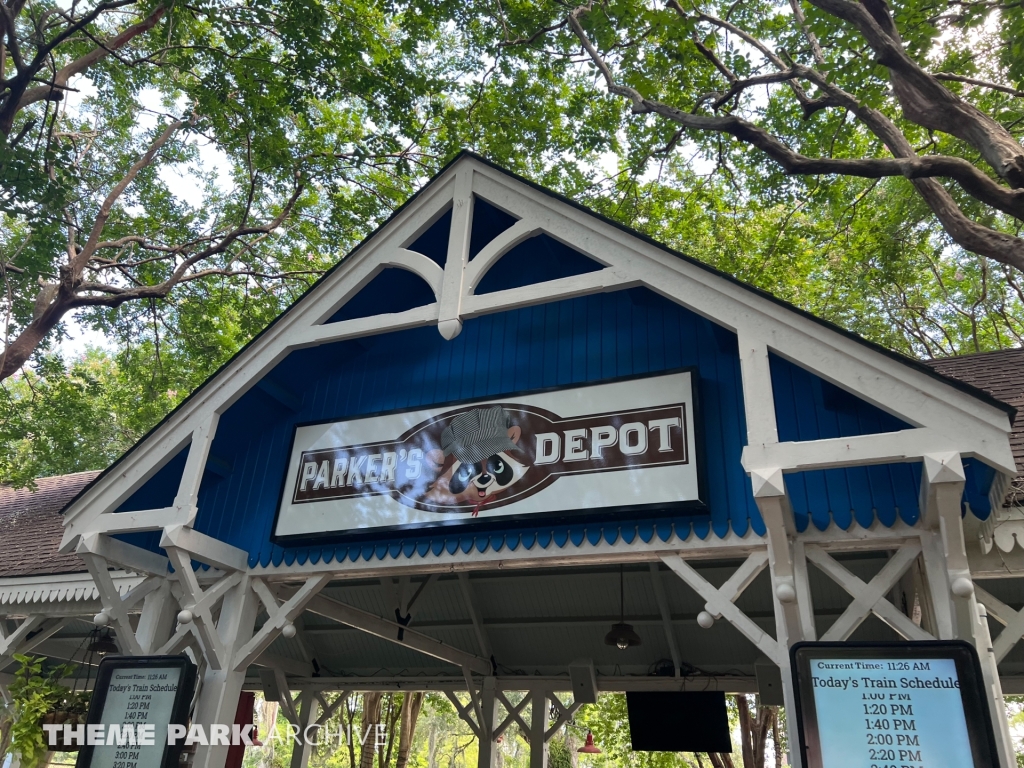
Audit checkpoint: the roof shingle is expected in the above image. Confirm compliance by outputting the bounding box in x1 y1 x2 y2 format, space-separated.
925 348 1024 505
0 471 98 578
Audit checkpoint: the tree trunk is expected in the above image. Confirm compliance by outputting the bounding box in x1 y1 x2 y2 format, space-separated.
345 695 358 768
380 694 397 768
736 695 755 768
427 722 439 768
772 710 782 768
395 693 424 768
361 693 383 768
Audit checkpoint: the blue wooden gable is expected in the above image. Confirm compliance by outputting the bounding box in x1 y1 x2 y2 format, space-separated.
112 303 991 567
105 187 1000 565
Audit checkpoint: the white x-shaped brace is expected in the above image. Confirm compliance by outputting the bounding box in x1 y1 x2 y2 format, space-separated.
494 690 581 741
233 574 332 672
79 552 170 656
446 687 484 739
804 542 933 642
162 546 244 669
661 551 783 666
274 685 351 733
448 688 581 743
974 585 1024 663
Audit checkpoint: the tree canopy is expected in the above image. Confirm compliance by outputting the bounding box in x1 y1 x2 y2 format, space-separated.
4 0 1024 483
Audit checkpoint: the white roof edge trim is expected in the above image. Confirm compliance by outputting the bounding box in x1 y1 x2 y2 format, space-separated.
59 154 1017 549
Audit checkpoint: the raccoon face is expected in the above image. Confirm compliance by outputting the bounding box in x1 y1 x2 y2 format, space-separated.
448 452 525 498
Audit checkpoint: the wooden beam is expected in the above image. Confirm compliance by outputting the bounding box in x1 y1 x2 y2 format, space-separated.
742 428 1016 477
77 533 169 577
88 508 181 536
458 573 492 659
160 525 248 572
303 593 492 675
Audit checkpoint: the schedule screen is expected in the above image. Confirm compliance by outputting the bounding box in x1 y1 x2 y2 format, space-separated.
792 642 1000 768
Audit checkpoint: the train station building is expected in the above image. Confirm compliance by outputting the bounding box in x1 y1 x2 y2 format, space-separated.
2 152 1024 767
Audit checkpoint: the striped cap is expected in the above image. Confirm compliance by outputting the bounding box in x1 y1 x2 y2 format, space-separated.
441 407 518 465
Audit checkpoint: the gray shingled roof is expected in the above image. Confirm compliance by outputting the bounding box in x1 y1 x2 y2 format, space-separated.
925 349 1024 506
0 471 98 578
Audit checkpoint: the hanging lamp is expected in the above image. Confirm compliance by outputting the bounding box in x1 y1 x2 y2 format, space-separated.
88 630 119 656
604 565 642 650
577 731 602 754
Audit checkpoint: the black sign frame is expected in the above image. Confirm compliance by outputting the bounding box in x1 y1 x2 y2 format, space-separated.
791 640 1001 768
75 655 196 768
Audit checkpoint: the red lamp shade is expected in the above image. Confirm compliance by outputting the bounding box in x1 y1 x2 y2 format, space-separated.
578 731 602 754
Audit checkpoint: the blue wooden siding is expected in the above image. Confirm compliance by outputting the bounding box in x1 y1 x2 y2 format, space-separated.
109 282 996 562
769 352 912 439
189 287 759 566
770 353 995 527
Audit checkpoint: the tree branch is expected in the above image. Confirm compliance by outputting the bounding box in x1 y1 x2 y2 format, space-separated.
2 3 165 134
565 6 1024 271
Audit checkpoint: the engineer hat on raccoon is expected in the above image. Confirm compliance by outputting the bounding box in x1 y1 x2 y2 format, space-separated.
441 407 518 465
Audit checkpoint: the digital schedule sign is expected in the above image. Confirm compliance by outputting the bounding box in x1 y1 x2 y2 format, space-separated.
76 655 196 768
791 641 1001 768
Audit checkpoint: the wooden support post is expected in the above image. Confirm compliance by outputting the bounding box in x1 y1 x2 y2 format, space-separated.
920 452 1015 768
476 677 498 768
191 574 259 768
290 690 321 768
529 690 547 768
751 469 807 768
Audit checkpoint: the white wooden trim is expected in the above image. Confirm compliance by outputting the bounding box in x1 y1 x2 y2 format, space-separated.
461 268 633 318
174 415 220 525
738 334 779 447
743 428 1015 477
464 219 540 292
438 167 474 339
384 249 445 297
60 153 1016 557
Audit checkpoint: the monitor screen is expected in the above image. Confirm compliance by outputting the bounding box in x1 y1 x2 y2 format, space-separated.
625 692 732 753
791 641 999 768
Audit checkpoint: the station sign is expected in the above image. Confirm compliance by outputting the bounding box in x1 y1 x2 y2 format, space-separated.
273 370 706 540
791 641 1000 768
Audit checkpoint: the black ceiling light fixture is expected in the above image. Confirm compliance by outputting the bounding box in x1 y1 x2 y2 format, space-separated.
87 629 119 656
605 564 642 650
